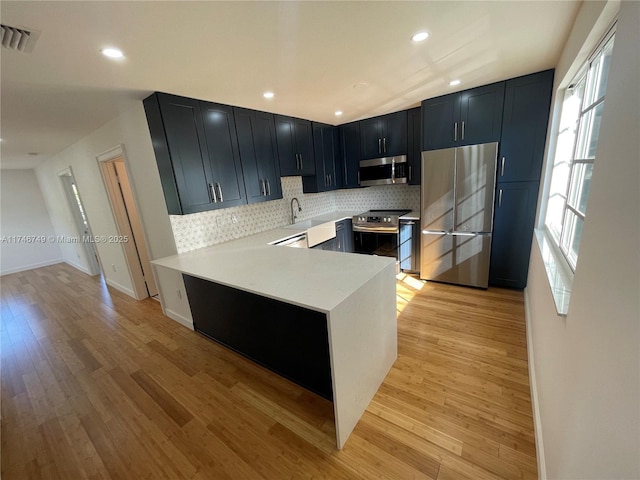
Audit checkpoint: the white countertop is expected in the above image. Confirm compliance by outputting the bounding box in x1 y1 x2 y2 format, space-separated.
153 211 398 312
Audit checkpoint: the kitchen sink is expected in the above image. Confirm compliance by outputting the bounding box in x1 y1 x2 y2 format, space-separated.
282 219 329 230
280 219 337 248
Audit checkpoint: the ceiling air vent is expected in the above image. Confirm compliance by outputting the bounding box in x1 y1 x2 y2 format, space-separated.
1 24 40 53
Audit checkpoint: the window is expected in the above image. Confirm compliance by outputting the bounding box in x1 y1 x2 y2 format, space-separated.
544 31 615 270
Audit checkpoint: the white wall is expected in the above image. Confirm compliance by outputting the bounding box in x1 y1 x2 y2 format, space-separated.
526 1 639 478
35 102 178 299
0 169 62 275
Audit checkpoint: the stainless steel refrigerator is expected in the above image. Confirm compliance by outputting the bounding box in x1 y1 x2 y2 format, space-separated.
420 142 498 288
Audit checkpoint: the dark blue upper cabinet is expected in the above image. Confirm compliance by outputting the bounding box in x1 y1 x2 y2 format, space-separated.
234 107 282 204
201 102 247 208
144 93 247 215
339 121 361 188
360 111 408 159
498 69 554 183
407 107 422 185
275 115 316 176
302 122 340 193
422 82 505 150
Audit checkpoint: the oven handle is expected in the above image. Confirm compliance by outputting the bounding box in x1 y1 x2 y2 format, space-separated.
353 225 399 233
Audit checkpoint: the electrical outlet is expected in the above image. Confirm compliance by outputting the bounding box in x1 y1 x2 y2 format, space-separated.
111 264 116 272
231 214 238 224
177 289 182 299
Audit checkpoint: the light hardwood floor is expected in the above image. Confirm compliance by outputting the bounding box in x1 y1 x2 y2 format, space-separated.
1 263 537 479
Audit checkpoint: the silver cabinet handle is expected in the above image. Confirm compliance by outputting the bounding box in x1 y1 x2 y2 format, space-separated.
357 171 360 185
498 188 503 207
383 137 387 153
408 165 412 181
299 154 303 170
461 121 465 140
259 179 265 196
378 138 382 154
454 122 458 141
216 183 224 203
501 157 506 176
209 183 218 203
266 179 271 196
328 174 332 186
295 154 299 170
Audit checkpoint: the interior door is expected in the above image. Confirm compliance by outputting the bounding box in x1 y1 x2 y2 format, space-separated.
455 142 498 233
421 148 455 232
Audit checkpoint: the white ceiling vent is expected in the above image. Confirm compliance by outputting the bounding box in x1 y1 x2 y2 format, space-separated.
1 24 40 53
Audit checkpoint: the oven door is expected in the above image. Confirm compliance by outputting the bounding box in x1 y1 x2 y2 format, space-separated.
354 230 399 258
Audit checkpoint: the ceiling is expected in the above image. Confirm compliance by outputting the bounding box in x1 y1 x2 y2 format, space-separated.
0 1 581 169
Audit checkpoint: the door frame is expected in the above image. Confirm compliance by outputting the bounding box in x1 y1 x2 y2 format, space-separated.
96 144 158 299
57 167 102 275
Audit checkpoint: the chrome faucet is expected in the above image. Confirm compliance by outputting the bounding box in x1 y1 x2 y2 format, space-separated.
290 197 301 224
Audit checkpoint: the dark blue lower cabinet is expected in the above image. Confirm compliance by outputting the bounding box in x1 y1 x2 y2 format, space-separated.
183 275 333 400
489 181 539 289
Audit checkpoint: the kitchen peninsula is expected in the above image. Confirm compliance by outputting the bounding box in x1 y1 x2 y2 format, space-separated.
152 213 397 449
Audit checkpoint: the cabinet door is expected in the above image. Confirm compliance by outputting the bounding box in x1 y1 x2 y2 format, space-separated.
303 123 339 193
499 70 554 182
275 115 298 176
407 107 422 185
459 82 505 146
360 117 384 159
253 111 282 201
381 110 408 157
422 94 458 151
489 181 539 289
275 116 316 176
154 94 216 214
234 108 282 204
334 219 353 253
339 122 361 188
201 102 247 208
294 119 316 176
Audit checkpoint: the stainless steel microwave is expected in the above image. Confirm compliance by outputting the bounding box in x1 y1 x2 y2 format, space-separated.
359 155 408 186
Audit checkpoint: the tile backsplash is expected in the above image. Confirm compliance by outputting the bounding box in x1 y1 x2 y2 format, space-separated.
170 177 420 253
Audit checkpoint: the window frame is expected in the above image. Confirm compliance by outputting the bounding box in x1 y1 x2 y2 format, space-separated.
543 26 616 272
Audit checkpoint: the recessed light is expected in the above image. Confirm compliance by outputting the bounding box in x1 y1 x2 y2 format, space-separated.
101 47 124 59
263 91 275 99
335 111 343 117
449 80 461 86
411 32 429 42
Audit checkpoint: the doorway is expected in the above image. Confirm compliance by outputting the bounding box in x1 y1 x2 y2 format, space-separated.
99 154 158 299
59 169 102 275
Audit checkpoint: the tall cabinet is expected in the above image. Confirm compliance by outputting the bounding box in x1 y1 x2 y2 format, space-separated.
489 69 554 288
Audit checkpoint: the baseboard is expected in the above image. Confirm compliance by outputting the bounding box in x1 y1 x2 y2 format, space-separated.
1 258 63 276
524 287 547 479
164 308 194 330
105 278 137 299
64 259 93 276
